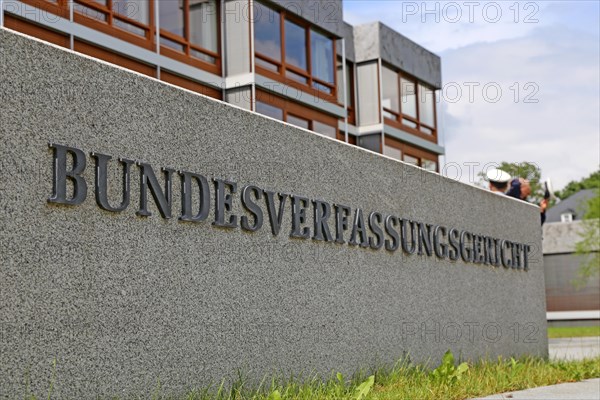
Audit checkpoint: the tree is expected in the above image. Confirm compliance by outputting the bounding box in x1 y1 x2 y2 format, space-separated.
477 161 543 201
574 189 600 286
555 170 600 200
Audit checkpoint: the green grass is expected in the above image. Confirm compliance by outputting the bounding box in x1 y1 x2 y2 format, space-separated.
548 326 600 338
175 355 599 400
25 353 600 400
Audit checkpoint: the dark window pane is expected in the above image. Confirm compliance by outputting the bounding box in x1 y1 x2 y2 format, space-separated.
161 36 185 52
401 78 417 118
287 114 309 129
357 133 381 153
311 29 334 84
337 60 353 106
420 126 434 135
382 66 399 113
419 84 436 127
404 155 419 165
312 82 332 95
256 101 283 120
383 143 402 160
285 19 306 70
422 160 437 172
190 0 218 54
402 118 417 129
256 58 279 72
114 18 146 36
191 48 216 64
112 0 148 24
160 0 184 38
285 69 307 84
74 3 107 21
313 121 336 138
255 2 281 62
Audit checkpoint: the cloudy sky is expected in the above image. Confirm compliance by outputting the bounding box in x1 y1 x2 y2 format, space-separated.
344 1 600 190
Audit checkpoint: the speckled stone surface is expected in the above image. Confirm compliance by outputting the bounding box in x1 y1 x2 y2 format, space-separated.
0 28 546 399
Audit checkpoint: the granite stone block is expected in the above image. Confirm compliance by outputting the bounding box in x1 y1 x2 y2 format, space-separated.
0 28 546 399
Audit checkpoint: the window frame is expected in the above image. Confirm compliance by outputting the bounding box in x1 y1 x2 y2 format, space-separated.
73 0 155 51
255 89 338 137
384 135 439 172
17 0 70 19
18 0 222 74
158 0 222 74
337 56 356 126
254 1 337 103
382 64 438 143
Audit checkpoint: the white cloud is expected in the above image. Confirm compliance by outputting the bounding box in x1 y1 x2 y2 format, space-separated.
344 1 600 189
439 26 600 189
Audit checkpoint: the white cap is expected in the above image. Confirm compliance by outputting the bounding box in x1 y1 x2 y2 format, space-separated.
486 168 511 183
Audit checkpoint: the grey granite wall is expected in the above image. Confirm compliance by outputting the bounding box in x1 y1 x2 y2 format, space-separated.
0 28 546 399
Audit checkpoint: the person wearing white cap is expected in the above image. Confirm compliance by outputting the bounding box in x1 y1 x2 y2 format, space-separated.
485 168 531 200
486 168 512 194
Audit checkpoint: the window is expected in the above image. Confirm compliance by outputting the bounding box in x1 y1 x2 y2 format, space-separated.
159 0 219 68
313 121 336 138
287 114 310 129
382 65 437 138
256 101 284 121
337 57 355 124
254 1 336 99
561 213 574 223
18 0 69 19
383 144 402 160
422 159 438 172
255 90 338 137
403 155 419 166
73 0 153 48
357 134 381 153
385 136 439 171
254 2 281 71
403 154 438 171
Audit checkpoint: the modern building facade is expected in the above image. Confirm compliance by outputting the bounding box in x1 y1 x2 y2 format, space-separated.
542 190 599 326
1 0 444 169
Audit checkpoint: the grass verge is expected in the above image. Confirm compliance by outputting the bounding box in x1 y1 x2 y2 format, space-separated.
27 353 600 400
548 326 600 338
177 354 600 400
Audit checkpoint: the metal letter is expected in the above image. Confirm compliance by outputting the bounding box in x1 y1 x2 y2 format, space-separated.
92 152 133 212
290 195 310 239
334 204 351 244
179 171 210 222
368 212 384 250
384 215 400 252
500 240 513 268
418 222 433 256
349 208 369 248
448 228 460 261
400 219 417 255
213 178 238 228
312 200 333 242
136 162 174 219
265 191 288 236
48 143 87 205
433 225 448 259
241 185 264 232
460 231 473 262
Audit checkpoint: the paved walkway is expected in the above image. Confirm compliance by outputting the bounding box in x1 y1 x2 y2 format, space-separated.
472 337 600 399
474 378 600 399
549 336 600 360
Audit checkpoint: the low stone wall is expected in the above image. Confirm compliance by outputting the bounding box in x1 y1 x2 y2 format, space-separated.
0 28 547 399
